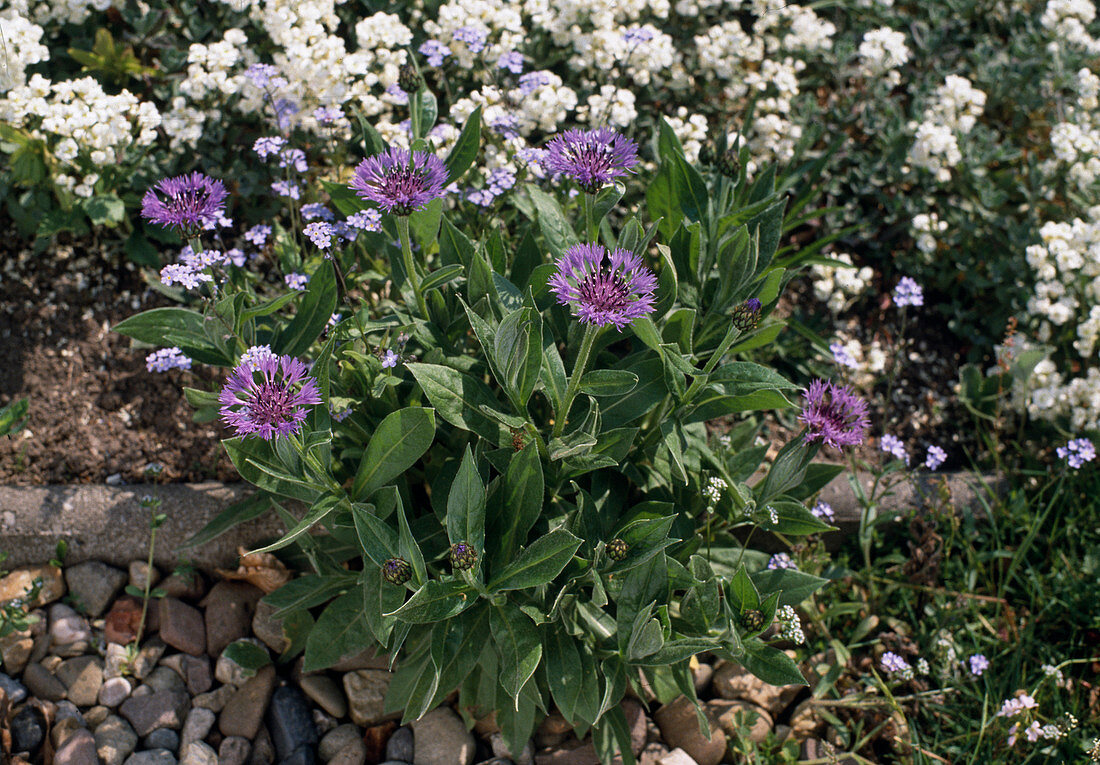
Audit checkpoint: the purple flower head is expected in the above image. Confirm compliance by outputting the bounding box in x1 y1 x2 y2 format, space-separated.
219 354 321 441
278 148 308 173
245 224 272 246
497 51 524 74
285 272 309 290
518 71 551 95
881 652 910 674
767 552 795 570
141 173 228 236
799 379 870 449
548 243 658 330
811 501 835 522
253 136 287 159
880 434 909 465
301 203 334 221
925 445 947 470
544 128 640 193
347 209 382 232
304 221 334 249
968 654 990 676
1057 437 1095 468
623 26 657 45
245 64 287 90
350 147 449 215
453 26 488 53
271 181 300 199
313 105 343 124
418 40 451 67
146 347 192 373
893 277 924 308
830 340 859 369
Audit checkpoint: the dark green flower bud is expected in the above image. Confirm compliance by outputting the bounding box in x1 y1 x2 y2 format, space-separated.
718 148 740 179
740 609 766 633
606 538 629 562
382 557 412 585
399 63 423 94
450 542 478 571
698 143 716 167
731 298 762 331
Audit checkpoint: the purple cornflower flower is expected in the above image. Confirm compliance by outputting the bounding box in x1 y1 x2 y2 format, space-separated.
544 128 640 193
245 224 272 246
245 63 287 90
925 445 947 470
548 243 658 330
313 105 343 124
497 51 524 74
767 552 795 570
623 26 657 45
968 654 990 676
418 40 451 67
893 277 924 308
240 345 276 371
811 501 835 522
453 26 488 53
219 354 321 441
301 203 334 221
381 349 400 368
350 147 449 215
160 263 212 290
285 272 309 290
141 173 228 236
881 652 910 674
830 340 859 368
347 209 383 232
304 221 334 249
799 379 870 449
146 347 192 373
253 136 286 159
881 434 909 465
518 71 551 95
1057 437 1096 468
271 181 300 199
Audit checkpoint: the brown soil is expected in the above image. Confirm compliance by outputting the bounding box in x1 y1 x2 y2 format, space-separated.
0 235 236 485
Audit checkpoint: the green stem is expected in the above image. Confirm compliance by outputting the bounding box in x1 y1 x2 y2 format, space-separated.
396 216 429 318
583 192 597 242
133 503 158 649
552 324 599 439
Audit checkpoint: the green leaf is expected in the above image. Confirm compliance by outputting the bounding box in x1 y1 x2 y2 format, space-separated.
320 179 371 216
179 492 271 549
350 503 399 568
112 308 228 366
421 264 465 293
445 105 482 184
0 398 29 436
527 184 578 254
759 500 834 536
544 631 584 724
263 574 354 619
446 447 486 553
488 528 582 592
727 565 760 612
491 605 542 705
277 260 338 357
248 493 342 555
601 358 667 429
750 568 829 606
756 440 816 505
407 363 508 446
409 198 444 248
387 580 474 623
351 407 436 500
440 216 476 267
82 194 125 227
607 515 678 573
579 369 638 397
740 639 807 686
394 489 427 586
223 437 324 503
302 589 373 672
626 613 664 661
494 307 542 409
489 441 544 561
222 640 271 678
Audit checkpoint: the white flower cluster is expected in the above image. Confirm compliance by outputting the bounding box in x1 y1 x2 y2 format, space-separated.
703 476 726 511
857 27 910 86
911 212 948 260
775 605 805 644
907 75 987 182
811 253 875 313
0 12 49 93
7 0 111 26
664 109 710 164
1045 68 1100 191
1041 0 1100 54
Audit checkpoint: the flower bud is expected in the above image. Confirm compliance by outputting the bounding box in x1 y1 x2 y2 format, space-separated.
732 298 762 331
740 608 766 633
606 538 629 562
449 542 478 571
382 557 412 585
718 148 740 178
399 64 423 94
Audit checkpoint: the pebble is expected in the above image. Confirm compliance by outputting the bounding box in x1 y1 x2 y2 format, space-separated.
298 673 348 718
193 683 236 712
50 603 94 647
710 699 773 744
216 638 270 686
56 655 105 706
320 724 362 762
656 749 698 765
120 689 191 737
122 750 178 765
86 705 111 727
710 661 800 715
132 638 168 679
130 561 161 591
219 663 277 739
181 741 219 765
11 705 47 756
159 598 207 656
180 707 216 752
146 665 188 694
249 724 276 765
56 727 98 765
411 707 476 765
219 736 252 765
65 561 128 617
104 642 131 678
0 628 36 674
52 714 85 749
0 565 66 608
105 597 148 645
0 671 28 703
250 601 289 655
145 727 181 753
385 725 414 763
489 732 534 765
160 570 206 601
161 652 214 694
342 669 392 726
330 740 368 765
266 684 319 760
100 676 134 707
23 661 67 701
653 697 726 765
95 715 139 765
280 744 316 765
202 581 264 657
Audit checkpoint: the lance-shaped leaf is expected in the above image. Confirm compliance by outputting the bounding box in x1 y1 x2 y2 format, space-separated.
527 184 578 254
740 638 807 686
351 407 436 500
488 528 582 592
494 307 542 409
488 442 544 561
386 580 474 623
277 260 338 357
302 589 373 672
408 363 508 446
350 503 398 568
446 446 486 553
444 105 482 184
491 605 542 705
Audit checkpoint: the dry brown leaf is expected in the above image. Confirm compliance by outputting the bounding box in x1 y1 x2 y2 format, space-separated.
215 547 291 593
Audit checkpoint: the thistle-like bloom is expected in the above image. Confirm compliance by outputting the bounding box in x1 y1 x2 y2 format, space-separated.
350 147 449 215
732 298 763 331
449 543 478 570
543 128 640 193
382 557 413 585
606 538 629 562
548 243 657 330
799 379 870 449
219 354 321 441
141 173 228 236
